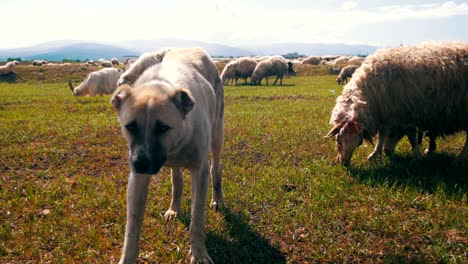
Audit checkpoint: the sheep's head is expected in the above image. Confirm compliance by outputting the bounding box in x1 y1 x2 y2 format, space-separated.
325 120 373 166
251 72 261 85
335 76 342 85
287 61 296 76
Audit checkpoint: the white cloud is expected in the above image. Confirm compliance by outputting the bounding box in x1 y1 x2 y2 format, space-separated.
1 0 468 49
340 1 358 10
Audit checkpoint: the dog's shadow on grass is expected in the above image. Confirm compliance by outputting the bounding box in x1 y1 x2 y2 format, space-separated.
180 208 286 264
348 153 468 197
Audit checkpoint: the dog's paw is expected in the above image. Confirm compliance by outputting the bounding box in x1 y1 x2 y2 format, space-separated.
164 209 179 221
189 247 214 264
210 199 225 212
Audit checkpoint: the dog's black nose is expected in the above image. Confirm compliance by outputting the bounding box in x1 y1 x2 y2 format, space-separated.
132 156 150 173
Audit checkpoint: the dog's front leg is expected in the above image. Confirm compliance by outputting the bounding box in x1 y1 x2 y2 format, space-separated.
189 161 213 264
119 172 152 264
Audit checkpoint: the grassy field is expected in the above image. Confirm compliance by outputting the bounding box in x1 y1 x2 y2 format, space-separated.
0 73 467 263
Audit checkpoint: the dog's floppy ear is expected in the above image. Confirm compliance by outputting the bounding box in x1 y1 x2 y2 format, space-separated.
111 84 132 111
171 88 195 119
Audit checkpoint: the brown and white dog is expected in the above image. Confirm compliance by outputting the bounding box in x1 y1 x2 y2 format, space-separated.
111 48 225 264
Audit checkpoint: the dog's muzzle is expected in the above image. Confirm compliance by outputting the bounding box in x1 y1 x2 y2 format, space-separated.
131 151 166 175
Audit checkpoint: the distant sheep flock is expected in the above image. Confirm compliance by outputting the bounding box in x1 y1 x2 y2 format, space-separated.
2 42 467 165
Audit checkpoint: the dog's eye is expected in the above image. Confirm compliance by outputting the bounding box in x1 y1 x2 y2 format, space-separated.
155 122 171 134
125 122 138 133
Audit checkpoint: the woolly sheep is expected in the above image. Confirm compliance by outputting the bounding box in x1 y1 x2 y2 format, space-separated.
321 55 340 62
101 60 113 67
251 57 296 85
332 56 351 68
302 56 321 65
336 65 359 85
118 48 172 86
0 62 16 75
235 57 257 84
325 42 468 165
220 57 258 85
86 60 96 66
68 68 122 96
345 56 365 67
220 60 238 85
32 60 47 66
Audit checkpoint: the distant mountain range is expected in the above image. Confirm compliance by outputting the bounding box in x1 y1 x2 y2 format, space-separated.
0 39 379 61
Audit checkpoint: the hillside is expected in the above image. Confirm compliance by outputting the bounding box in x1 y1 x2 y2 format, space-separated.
0 39 380 61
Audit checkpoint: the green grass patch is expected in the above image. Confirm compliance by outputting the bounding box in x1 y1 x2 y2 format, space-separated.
1 76 467 263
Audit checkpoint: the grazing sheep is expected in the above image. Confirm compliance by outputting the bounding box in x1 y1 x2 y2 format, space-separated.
0 62 16 75
220 60 238 85
86 60 96 66
220 57 257 85
251 57 296 85
118 48 172 86
68 68 122 96
345 56 365 67
302 56 321 65
32 60 46 66
325 42 468 165
235 57 257 84
336 65 359 85
111 58 119 65
101 60 113 67
332 56 351 68
321 55 340 62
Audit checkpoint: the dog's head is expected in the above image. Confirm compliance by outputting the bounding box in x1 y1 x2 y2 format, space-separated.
111 82 195 174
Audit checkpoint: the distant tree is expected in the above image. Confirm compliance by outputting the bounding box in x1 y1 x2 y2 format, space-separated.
7 57 22 62
62 58 81 62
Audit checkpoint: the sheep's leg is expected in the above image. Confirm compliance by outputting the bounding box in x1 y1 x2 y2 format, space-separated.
407 129 422 160
424 132 437 155
273 76 279 85
456 130 468 161
280 76 283 85
265 77 269 85
417 130 423 146
368 130 386 160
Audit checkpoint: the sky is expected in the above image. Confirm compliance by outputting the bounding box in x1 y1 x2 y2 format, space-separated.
1 0 467 49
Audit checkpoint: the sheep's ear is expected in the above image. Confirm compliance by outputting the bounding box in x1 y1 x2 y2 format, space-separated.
171 88 194 119
324 123 343 138
111 84 132 111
